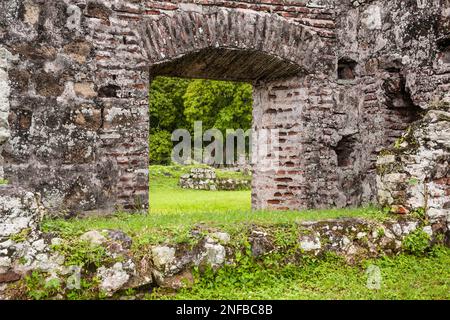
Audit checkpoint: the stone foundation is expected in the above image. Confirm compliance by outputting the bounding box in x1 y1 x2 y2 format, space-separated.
179 168 251 191
1 215 448 299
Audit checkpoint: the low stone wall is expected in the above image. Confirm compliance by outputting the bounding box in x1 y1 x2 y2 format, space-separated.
1 215 447 299
179 168 251 191
377 103 450 226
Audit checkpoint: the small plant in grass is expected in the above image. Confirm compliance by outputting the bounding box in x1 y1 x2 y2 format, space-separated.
403 229 431 256
41 219 81 238
51 240 113 269
66 277 102 300
19 256 28 265
376 227 385 238
0 179 8 185
24 271 62 300
273 227 296 248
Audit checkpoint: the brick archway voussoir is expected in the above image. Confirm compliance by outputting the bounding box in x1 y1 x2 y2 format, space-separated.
139 9 326 76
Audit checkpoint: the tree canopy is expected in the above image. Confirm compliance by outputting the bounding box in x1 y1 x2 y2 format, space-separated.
149 77 253 165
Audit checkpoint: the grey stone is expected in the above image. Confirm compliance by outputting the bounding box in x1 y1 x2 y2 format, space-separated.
105 229 133 250
299 236 322 252
151 246 176 270
204 242 226 267
79 231 107 246
97 262 131 296
210 232 231 244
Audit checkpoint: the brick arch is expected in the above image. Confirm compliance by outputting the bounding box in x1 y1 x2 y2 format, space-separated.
138 9 330 78
137 9 335 214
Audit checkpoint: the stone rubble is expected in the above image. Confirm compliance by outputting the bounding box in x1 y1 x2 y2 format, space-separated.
0 215 446 299
179 168 251 191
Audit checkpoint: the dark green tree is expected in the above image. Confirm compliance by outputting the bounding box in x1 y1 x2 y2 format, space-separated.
149 77 190 133
149 77 253 165
183 80 253 133
149 130 173 164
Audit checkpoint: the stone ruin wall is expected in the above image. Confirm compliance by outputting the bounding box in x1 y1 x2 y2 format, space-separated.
179 168 251 190
0 0 448 218
377 104 450 223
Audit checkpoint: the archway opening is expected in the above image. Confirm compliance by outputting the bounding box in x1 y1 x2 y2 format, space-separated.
148 76 253 213
147 48 305 213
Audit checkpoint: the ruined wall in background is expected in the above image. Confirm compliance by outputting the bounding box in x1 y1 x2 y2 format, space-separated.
377 103 450 222
0 0 448 215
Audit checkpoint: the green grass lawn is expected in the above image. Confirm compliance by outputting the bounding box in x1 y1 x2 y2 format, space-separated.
43 165 390 245
149 176 251 213
148 164 390 219
43 206 390 246
150 247 450 300
40 165 449 300
149 164 251 213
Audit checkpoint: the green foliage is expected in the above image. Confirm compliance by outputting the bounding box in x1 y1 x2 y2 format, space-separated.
410 207 426 220
149 77 189 165
149 130 173 164
24 271 62 300
394 136 405 149
66 277 102 300
148 77 253 165
183 79 252 133
19 256 28 265
23 270 102 300
215 170 251 181
149 77 190 132
273 225 299 251
390 125 419 154
0 179 8 185
149 163 206 178
41 219 82 238
150 246 450 300
51 240 112 268
403 229 431 256
21 240 112 300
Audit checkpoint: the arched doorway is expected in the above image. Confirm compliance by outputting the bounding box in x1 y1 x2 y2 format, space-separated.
141 9 331 212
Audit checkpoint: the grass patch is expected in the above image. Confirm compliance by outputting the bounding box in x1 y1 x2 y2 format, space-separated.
42 165 391 246
149 247 450 300
37 166 448 300
149 164 251 213
42 208 390 247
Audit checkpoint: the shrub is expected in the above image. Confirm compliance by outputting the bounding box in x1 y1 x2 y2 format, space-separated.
403 229 431 256
149 130 173 165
